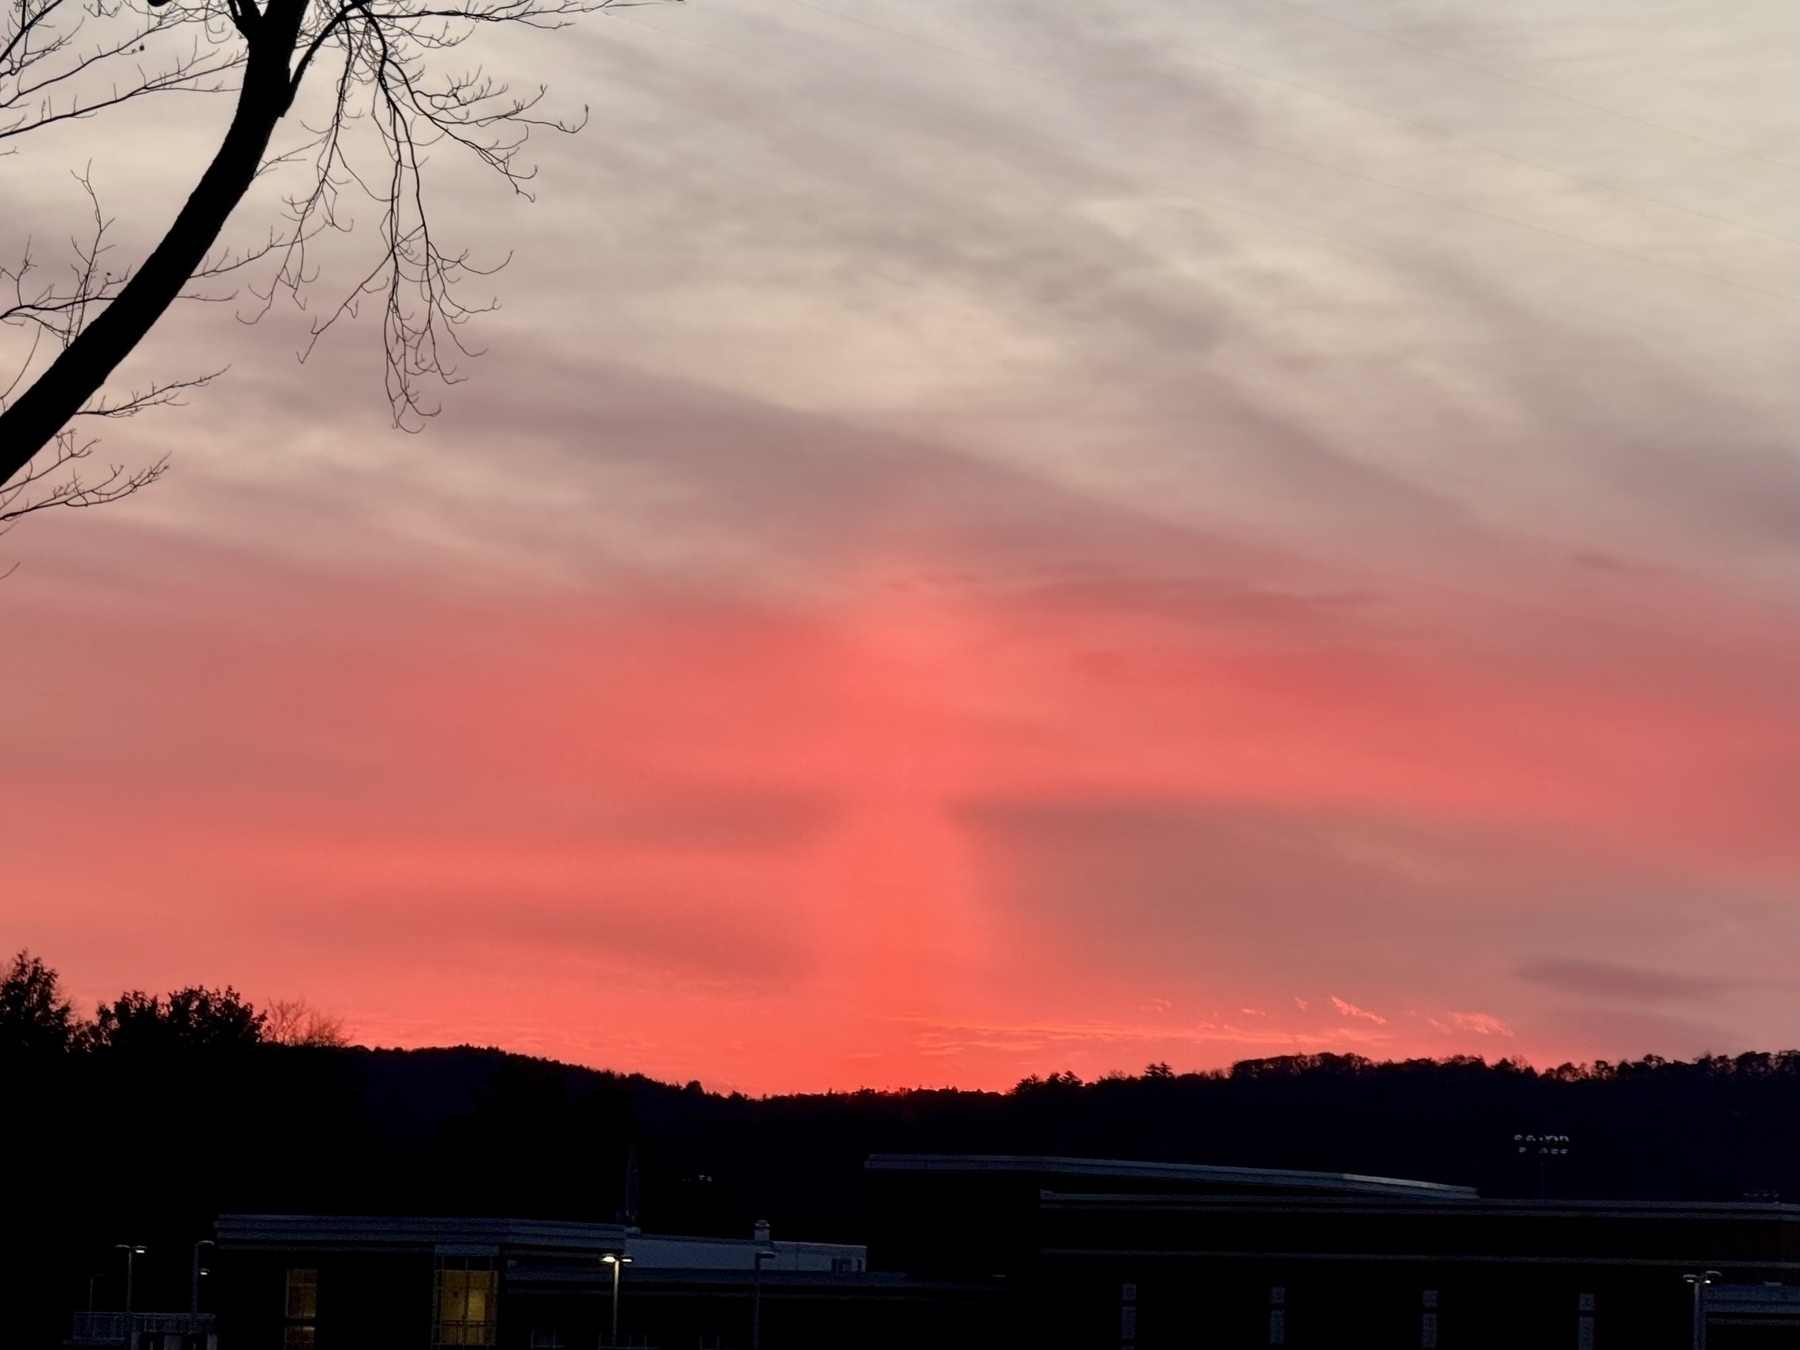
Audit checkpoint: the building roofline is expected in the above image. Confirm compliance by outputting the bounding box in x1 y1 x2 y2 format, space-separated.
865 1154 1478 1199
1038 1191 1800 1219
215 1215 632 1251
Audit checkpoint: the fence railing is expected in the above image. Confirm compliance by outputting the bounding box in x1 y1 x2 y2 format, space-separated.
70 1311 216 1344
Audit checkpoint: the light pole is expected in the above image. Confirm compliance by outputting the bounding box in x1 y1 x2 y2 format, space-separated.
115 1245 146 1313
190 1241 215 1321
1512 1133 1571 1199
751 1248 776 1350
1683 1271 1720 1350
601 1253 631 1347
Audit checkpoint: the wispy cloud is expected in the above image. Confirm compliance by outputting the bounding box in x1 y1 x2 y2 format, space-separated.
1331 997 1389 1026
1432 1011 1514 1037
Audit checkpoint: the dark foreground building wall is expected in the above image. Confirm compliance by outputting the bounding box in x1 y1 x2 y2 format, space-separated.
209 1215 999 1350
119 1163 1799 1350
866 1156 1800 1350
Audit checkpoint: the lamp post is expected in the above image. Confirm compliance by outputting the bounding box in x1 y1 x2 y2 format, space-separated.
751 1248 776 1350
115 1245 147 1313
1683 1271 1721 1350
601 1253 631 1347
190 1241 215 1322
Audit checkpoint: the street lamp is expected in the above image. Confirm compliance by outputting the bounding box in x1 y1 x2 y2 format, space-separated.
751 1248 776 1350
190 1241 215 1320
600 1253 632 1347
1683 1271 1721 1350
114 1246 147 1313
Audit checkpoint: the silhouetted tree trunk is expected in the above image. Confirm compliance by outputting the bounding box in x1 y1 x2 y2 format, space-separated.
1 0 598 528
0 0 307 476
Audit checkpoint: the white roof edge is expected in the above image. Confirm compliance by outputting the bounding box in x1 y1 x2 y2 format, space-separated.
215 1215 633 1244
863 1154 1477 1197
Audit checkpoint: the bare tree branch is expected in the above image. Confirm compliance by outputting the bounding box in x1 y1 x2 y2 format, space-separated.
0 0 634 534
0 430 169 529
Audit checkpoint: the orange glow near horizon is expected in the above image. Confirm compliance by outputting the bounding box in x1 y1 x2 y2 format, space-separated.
2 520 1791 1093
1 0 1793 1094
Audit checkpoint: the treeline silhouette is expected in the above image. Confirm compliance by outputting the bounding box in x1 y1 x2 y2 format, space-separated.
4 951 1795 1346
1 951 347 1053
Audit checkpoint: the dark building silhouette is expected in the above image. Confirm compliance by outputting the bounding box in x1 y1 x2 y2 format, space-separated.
63 1156 1797 1349
865 1155 1800 1349
200 1215 997 1350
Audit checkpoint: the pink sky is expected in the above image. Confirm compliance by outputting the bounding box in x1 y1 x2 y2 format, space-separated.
1 0 1794 1091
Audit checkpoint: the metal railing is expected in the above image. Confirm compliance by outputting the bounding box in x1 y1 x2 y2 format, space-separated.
70 1312 216 1345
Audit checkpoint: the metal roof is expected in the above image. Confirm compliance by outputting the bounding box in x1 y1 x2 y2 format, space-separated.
215 1215 631 1252
865 1154 1479 1200
1039 1192 1800 1219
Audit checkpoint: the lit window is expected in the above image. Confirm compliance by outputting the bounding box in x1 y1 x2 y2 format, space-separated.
436 1269 498 1347
285 1269 319 1322
283 1328 316 1350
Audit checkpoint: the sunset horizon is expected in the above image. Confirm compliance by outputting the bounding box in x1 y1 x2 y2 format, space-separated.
4 0 1793 1098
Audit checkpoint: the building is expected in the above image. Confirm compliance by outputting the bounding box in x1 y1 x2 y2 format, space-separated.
865 1155 1800 1349
207 1214 997 1350
71 1157 1798 1349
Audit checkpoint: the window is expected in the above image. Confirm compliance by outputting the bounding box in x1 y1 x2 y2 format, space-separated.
527 1332 563 1350
285 1270 319 1322
284 1268 319 1350
435 1269 498 1347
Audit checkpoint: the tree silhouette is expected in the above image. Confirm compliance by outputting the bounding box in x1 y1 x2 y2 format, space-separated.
264 996 351 1045
1 0 620 528
0 948 78 1053
88 984 266 1051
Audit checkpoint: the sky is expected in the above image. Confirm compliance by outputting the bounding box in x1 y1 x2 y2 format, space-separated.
0 0 1794 1092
